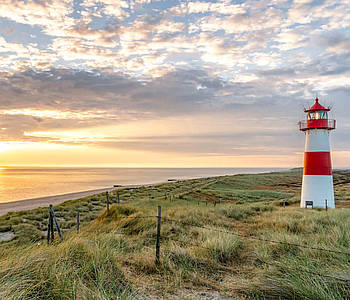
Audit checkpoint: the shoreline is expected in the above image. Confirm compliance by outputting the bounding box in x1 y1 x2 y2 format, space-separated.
0 184 148 217
0 168 292 217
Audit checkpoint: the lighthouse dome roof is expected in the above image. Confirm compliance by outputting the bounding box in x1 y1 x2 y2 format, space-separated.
305 97 330 112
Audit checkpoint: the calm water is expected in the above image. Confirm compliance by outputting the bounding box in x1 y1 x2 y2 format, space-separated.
0 167 286 203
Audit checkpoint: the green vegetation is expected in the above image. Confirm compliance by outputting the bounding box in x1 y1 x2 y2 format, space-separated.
1 169 350 299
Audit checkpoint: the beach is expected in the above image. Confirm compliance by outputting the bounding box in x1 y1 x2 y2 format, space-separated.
0 167 284 204
0 187 115 216
0 181 167 216
0 168 285 216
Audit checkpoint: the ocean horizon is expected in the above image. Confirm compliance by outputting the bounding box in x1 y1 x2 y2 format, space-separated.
0 167 289 204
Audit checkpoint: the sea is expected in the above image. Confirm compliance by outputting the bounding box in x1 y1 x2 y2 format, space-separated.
0 167 287 203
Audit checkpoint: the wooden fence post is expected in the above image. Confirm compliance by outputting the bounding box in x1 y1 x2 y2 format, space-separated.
117 191 120 204
50 208 54 242
214 200 216 207
325 199 328 211
47 215 51 245
155 206 161 266
77 211 80 233
50 205 63 241
106 191 110 214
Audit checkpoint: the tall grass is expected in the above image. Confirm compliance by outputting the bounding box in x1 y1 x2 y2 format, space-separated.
1 170 350 299
251 209 350 299
0 235 135 300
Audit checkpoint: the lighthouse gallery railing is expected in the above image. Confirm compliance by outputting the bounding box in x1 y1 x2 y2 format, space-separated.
299 119 336 131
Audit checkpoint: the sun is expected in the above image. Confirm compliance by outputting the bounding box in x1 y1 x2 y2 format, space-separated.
0 142 17 153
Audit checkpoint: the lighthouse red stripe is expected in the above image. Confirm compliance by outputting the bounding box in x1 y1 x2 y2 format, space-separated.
304 152 332 175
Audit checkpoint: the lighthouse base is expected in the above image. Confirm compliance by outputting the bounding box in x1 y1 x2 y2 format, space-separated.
301 175 335 209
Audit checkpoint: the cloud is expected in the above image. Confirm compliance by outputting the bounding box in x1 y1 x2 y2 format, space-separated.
66 23 121 48
170 1 246 16
286 0 350 33
0 0 74 36
90 132 301 156
274 28 307 51
0 68 222 131
80 0 129 19
0 0 349 165
0 36 28 54
315 33 350 55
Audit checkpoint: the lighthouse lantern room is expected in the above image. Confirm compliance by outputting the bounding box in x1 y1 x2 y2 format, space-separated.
299 98 336 209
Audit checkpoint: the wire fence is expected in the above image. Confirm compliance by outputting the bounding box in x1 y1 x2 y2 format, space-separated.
46 200 350 284
170 208 350 283
161 215 350 283
256 257 350 283
167 237 350 283
162 217 350 257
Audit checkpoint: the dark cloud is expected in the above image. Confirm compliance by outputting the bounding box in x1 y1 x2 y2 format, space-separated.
0 63 348 160
0 67 222 113
90 130 303 156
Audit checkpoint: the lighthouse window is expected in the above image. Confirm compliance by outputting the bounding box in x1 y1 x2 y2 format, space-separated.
307 112 315 120
307 111 328 120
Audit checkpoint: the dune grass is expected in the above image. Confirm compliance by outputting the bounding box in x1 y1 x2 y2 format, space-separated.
1 169 350 299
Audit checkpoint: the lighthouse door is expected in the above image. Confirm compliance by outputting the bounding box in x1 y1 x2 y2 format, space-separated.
305 201 313 209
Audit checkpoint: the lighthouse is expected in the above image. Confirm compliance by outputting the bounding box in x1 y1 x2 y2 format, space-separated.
299 97 336 209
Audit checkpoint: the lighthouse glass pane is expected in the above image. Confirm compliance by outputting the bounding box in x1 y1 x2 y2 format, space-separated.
315 112 321 119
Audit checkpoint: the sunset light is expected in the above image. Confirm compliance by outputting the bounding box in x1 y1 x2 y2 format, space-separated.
0 1 350 298
0 142 21 153
1 109 109 120
0 0 349 168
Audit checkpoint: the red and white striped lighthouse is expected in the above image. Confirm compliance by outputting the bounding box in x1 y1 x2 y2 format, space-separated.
299 97 336 209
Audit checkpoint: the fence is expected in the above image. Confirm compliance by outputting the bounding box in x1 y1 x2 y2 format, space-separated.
46 201 350 283
45 180 220 244
159 207 350 282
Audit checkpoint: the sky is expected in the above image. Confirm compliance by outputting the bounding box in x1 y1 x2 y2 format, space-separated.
0 0 349 168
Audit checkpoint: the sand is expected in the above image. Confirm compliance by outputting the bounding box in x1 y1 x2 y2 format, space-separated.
0 181 166 217
0 187 116 216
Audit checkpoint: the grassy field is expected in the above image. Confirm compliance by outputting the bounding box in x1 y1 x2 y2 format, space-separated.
1 169 350 299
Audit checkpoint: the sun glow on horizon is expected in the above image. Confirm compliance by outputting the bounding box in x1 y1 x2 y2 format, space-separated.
0 0 349 170
24 131 107 142
0 109 110 120
0 142 21 153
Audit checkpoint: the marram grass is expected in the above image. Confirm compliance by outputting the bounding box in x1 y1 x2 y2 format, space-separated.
0 235 134 300
1 169 350 299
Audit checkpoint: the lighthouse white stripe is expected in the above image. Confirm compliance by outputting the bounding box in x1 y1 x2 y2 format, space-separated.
305 129 330 152
301 175 335 208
